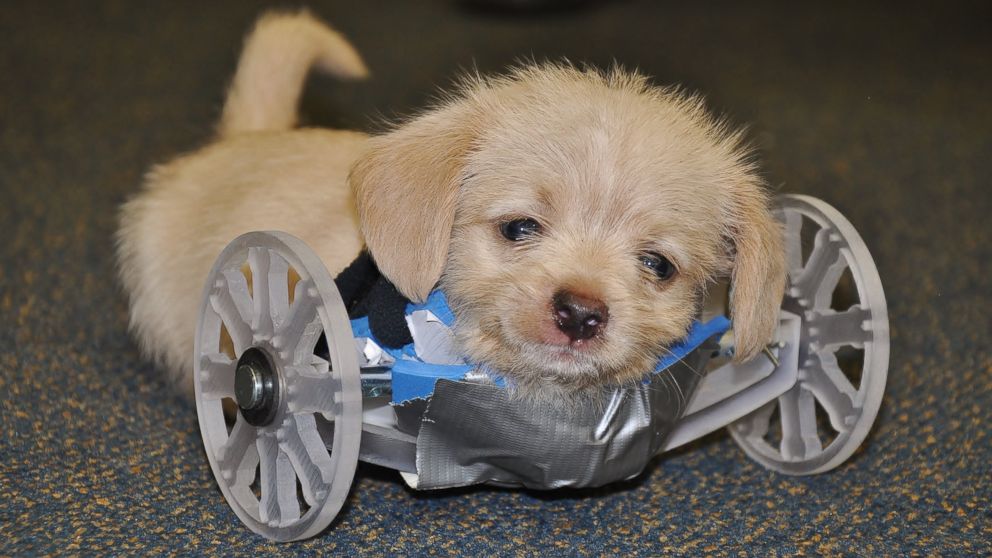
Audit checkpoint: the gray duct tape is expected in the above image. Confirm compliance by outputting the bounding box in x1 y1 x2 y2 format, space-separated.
395 337 718 490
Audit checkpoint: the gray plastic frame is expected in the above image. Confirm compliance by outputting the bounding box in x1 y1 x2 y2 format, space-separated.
193 195 889 541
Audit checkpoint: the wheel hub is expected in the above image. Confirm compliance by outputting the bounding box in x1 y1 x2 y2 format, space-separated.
234 347 280 426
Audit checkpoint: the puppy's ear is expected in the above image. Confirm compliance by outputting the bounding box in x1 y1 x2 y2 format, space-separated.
350 101 479 302
726 183 787 362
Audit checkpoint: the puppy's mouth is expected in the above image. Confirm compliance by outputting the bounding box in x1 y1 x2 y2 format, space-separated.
537 320 602 351
476 315 662 392
538 342 586 363
488 303 613 374
516 327 606 373
469 300 630 388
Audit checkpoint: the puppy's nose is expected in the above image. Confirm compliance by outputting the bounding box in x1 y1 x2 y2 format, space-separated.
552 290 609 342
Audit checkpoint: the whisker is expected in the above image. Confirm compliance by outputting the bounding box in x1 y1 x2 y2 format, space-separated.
665 369 685 409
656 345 704 379
645 366 685 410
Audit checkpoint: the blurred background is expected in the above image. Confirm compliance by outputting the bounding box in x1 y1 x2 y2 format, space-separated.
2 1 989 555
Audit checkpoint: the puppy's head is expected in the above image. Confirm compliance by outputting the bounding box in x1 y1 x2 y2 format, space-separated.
351 65 785 393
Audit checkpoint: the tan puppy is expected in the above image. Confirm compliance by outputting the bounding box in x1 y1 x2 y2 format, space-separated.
117 11 786 398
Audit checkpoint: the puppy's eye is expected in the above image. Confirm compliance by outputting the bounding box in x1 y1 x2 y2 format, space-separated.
640 252 676 281
499 218 541 241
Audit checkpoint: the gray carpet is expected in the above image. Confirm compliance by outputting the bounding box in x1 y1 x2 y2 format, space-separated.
3 1 990 555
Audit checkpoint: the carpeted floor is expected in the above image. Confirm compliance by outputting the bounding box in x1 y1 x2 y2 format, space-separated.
2 1 990 555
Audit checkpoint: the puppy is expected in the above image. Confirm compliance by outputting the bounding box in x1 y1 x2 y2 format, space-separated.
117 11 786 398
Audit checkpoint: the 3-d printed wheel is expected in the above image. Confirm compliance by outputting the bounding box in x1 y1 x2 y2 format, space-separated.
729 195 889 475
194 231 362 541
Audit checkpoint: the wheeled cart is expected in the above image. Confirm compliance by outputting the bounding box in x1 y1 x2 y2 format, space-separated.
192 195 889 541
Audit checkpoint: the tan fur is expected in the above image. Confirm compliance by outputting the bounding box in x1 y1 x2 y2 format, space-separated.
117 12 786 398
219 10 368 136
116 12 368 396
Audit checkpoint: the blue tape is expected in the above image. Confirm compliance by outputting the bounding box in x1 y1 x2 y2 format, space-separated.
407 290 457 326
351 290 730 403
652 315 731 373
390 360 476 403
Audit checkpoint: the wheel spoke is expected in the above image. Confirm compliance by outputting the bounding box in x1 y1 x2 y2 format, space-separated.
233 439 259 493
224 268 254 316
792 228 844 304
285 360 339 415
813 263 848 311
280 413 335 506
211 270 254 355
782 209 805 275
804 351 858 432
736 401 775 440
247 247 274 335
275 449 301 523
217 415 258 482
257 434 281 525
268 250 291 329
273 279 322 364
778 386 822 460
198 353 235 400
808 305 871 348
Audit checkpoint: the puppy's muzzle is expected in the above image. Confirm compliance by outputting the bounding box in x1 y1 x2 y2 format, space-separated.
552 290 609 342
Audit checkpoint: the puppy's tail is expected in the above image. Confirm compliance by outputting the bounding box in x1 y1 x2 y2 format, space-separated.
218 11 368 137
